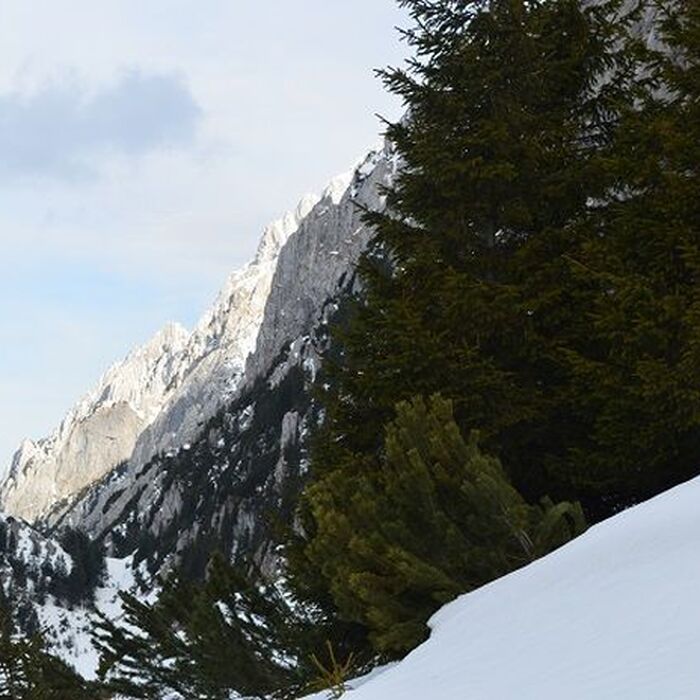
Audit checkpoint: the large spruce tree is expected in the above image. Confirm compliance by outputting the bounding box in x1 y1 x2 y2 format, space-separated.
550 0 700 511
290 0 657 658
306 0 650 520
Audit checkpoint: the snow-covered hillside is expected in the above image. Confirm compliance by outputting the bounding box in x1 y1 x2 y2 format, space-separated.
37 555 145 680
307 476 700 700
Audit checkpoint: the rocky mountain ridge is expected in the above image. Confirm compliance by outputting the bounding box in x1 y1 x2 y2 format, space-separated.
0 324 190 522
0 118 401 675
0 190 321 523
49 140 397 581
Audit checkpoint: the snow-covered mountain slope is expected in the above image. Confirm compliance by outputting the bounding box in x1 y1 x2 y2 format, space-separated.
305 475 700 700
0 513 74 628
0 511 104 662
0 193 317 524
37 555 146 680
0 512 146 679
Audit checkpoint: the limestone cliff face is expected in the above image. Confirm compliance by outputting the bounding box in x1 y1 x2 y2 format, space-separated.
247 144 397 381
127 193 320 471
52 140 398 578
3 132 397 571
0 324 190 522
0 196 317 524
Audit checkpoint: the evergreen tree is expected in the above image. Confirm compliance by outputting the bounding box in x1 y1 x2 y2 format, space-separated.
548 0 700 512
51 528 106 605
94 554 353 699
289 0 643 655
297 395 584 654
307 0 652 525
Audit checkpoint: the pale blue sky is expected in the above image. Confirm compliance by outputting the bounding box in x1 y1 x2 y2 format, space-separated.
0 1 408 470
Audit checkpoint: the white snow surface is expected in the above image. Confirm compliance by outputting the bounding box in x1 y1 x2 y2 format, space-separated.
37 555 146 680
305 476 700 700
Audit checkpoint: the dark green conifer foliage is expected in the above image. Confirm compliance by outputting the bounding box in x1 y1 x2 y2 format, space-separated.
290 0 642 655
301 395 585 654
51 528 106 605
551 0 700 511
94 560 285 699
308 0 649 523
94 554 350 699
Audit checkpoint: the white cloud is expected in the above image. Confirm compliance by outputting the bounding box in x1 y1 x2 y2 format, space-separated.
0 71 201 181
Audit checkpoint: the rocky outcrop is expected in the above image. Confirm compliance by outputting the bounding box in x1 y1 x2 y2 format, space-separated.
2 134 396 599
247 145 397 380
0 324 190 522
127 192 320 470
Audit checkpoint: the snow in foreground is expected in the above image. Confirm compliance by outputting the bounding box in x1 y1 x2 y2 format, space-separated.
307 476 700 699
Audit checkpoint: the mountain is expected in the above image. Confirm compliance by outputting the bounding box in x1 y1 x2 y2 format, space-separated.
0 132 396 568
49 141 397 579
0 130 396 678
125 189 323 474
0 511 148 680
0 139 397 676
0 126 398 676
0 324 190 523
0 190 320 524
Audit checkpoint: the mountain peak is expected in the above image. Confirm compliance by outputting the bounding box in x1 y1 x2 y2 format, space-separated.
323 169 354 204
0 174 332 523
0 153 376 525
149 321 190 348
254 192 320 265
